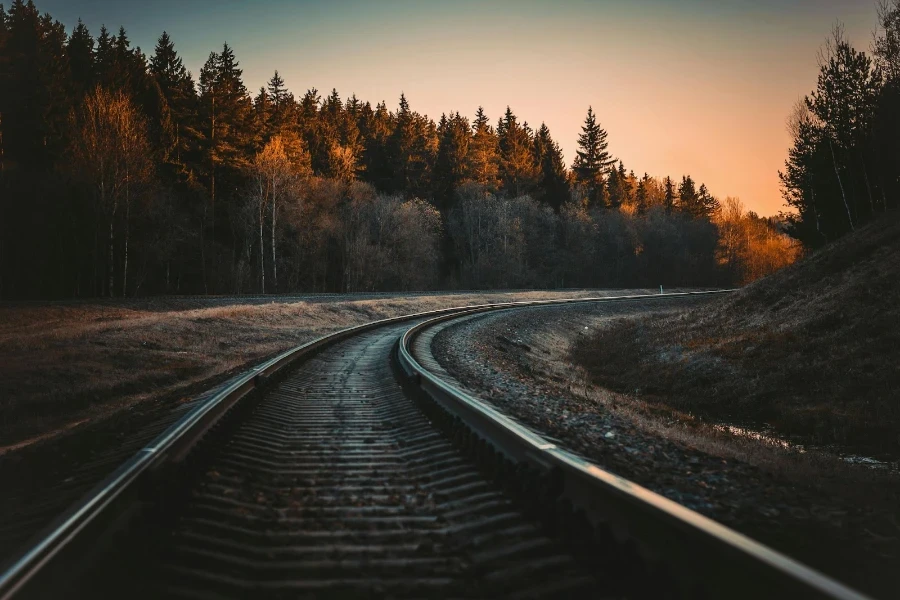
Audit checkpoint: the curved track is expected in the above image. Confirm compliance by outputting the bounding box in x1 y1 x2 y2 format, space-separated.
0 292 871 600
122 322 598 598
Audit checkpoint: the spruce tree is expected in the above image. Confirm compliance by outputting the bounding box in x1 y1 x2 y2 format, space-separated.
497 106 537 197
150 31 199 168
361 99 393 191
572 106 615 206
94 25 115 87
2 1 70 167
297 87 322 171
267 71 288 116
635 173 650 215
67 19 94 101
389 92 415 193
253 86 271 145
434 111 470 210
465 106 499 189
211 42 253 172
197 43 253 288
606 161 629 208
663 176 676 213
697 183 720 218
806 28 882 228
678 175 697 215
112 26 133 93
532 122 569 211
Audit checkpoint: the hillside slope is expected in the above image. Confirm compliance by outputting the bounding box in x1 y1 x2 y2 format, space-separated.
573 211 900 455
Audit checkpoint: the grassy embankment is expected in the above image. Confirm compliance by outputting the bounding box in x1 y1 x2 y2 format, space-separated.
572 212 900 456
0 289 632 452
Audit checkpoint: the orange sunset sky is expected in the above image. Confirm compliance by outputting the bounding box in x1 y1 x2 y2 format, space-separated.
40 0 883 215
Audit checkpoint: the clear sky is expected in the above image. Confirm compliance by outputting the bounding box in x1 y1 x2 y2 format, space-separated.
33 0 881 215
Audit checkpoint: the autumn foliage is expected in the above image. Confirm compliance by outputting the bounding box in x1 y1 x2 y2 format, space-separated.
0 1 802 298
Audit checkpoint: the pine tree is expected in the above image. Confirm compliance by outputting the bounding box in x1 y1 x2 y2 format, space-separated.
434 111 470 209
150 31 199 168
296 87 322 172
253 86 271 145
318 88 362 181
497 106 537 196
697 183 720 218
197 43 253 289
0 5 7 173
67 19 94 101
663 176 676 213
572 106 615 206
625 168 637 206
779 106 837 246
345 93 361 119
532 123 568 210
635 173 650 215
465 106 499 189
0 1 71 168
210 42 253 172
266 70 289 124
806 27 882 228
389 92 419 193
94 25 115 87
112 26 133 93
678 175 698 215
361 100 393 191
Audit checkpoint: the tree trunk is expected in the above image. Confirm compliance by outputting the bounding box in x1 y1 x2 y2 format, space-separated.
828 138 854 231
271 183 278 292
93 226 98 297
122 175 130 297
108 217 115 297
210 170 216 291
259 205 266 294
199 212 208 294
210 97 217 293
859 151 875 216
811 188 825 244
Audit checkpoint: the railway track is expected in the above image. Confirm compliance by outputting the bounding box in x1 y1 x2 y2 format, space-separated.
0 292 872 599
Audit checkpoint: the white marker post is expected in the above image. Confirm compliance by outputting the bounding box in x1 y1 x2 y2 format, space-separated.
659 285 663 294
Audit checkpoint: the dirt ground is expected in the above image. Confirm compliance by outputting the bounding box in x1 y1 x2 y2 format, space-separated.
571 211 900 458
0 289 648 453
431 300 900 599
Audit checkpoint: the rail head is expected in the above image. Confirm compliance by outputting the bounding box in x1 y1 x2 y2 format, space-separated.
0 289 732 598
396 295 871 600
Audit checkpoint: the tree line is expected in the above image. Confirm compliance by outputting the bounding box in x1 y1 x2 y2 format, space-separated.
0 0 796 299
781 2 900 247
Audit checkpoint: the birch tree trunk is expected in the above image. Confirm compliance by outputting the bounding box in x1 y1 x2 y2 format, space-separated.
259 203 266 294
859 151 875 215
271 179 278 292
829 138 854 231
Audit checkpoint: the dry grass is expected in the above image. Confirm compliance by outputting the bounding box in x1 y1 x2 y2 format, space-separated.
493 306 898 509
435 303 900 598
572 211 900 455
0 289 638 452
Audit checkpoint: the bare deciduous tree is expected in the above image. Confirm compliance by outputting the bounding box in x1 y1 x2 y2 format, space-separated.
248 134 309 292
68 86 153 296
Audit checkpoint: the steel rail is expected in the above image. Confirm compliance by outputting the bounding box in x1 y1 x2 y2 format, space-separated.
0 289 730 599
397 299 872 600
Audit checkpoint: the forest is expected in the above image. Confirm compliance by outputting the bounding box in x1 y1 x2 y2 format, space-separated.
0 1 803 299
780 5 900 247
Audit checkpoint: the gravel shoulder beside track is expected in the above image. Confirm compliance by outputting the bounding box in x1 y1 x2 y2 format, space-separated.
430 299 900 599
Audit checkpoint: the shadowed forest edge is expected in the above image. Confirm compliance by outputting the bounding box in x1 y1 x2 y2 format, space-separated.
1 1 898 299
